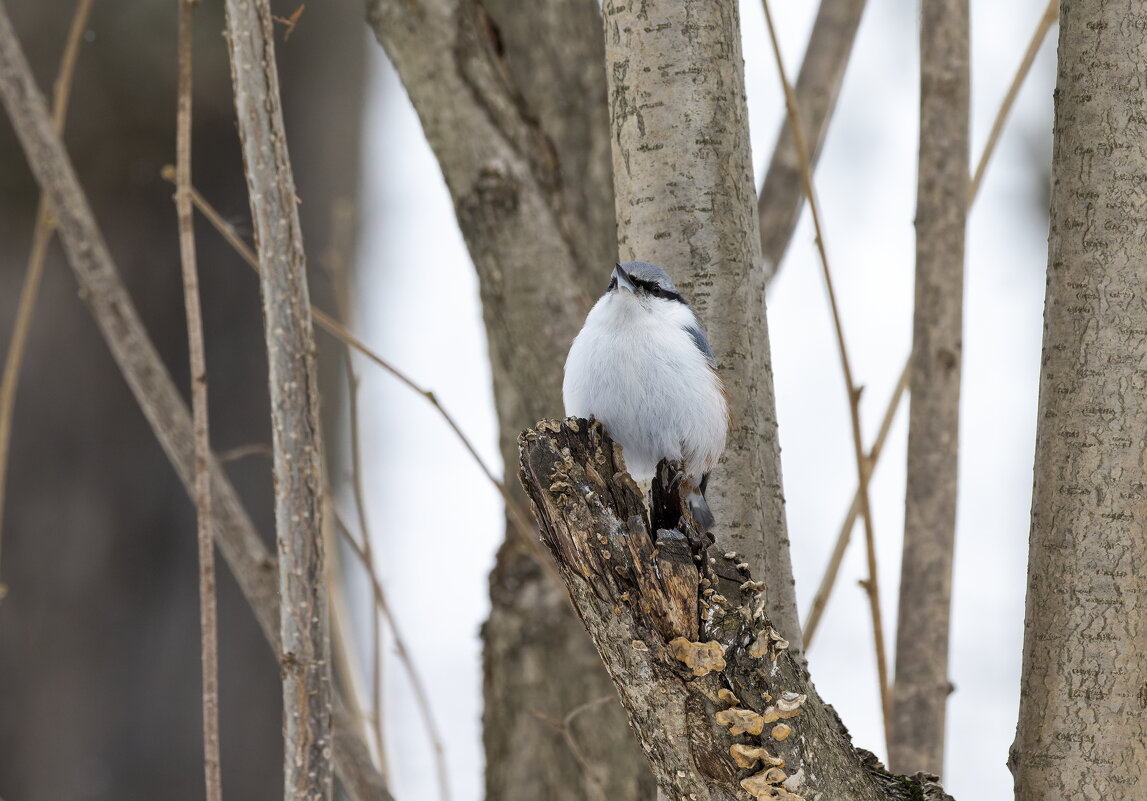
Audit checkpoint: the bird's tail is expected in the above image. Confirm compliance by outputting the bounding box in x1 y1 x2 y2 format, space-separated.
688 474 715 531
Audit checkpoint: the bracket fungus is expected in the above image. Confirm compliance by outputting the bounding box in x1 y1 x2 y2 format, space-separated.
771 722 792 741
729 744 785 770
775 692 806 717
717 688 741 706
741 766 806 801
748 626 790 659
668 637 726 676
715 707 766 736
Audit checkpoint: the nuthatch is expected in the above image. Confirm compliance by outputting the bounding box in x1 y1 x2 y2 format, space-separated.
562 262 728 529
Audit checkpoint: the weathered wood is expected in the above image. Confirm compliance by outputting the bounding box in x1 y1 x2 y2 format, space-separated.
519 419 953 801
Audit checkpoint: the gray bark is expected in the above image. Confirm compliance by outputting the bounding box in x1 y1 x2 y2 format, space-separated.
888 0 968 777
519 419 953 801
602 0 800 656
1010 1 1147 797
758 0 867 282
363 2 654 798
221 2 332 798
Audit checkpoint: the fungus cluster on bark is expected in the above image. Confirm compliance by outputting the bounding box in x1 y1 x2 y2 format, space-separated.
518 419 953 801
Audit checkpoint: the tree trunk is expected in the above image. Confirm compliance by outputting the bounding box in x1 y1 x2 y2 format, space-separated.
888 0 968 777
363 2 655 798
519 419 953 801
1010 1 1147 797
602 0 801 658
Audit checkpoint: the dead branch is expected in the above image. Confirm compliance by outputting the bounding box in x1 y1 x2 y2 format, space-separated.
220 0 332 796
518 419 952 801
0 7 389 798
174 1 222 798
758 0 867 282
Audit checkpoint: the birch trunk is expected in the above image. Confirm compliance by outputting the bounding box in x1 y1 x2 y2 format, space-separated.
602 0 800 655
888 0 968 776
1010 1 1147 797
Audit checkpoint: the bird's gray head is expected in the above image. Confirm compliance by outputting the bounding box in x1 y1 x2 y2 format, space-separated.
608 262 685 304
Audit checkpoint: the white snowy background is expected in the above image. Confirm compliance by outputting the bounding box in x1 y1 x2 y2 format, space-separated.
346 1 1055 799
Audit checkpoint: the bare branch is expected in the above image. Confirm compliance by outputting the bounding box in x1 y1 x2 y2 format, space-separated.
528 696 619 801
887 0 969 775
174 1 222 798
758 0 867 281
760 0 889 730
803 359 909 646
968 0 1058 204
807 0 1058 647
219 0 332 795
0 8 389 798
0 0 92 599
333 511 451 801
159 167 559 586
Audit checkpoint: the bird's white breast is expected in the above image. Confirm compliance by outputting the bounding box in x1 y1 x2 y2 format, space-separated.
562 293 728 482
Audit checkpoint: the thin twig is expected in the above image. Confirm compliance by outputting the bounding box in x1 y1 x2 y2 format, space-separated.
217 442 273 463
803 358 909 646
0 12 389 797
0 0 92 599
332 510 451 801
528 694 618 801
758 0 867 282
174 1 221 799
332 296 389 780
968 0 1059 204
158 169 555 580
761 0 890 734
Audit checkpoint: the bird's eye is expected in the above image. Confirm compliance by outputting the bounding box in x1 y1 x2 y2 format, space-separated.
607 276 618 291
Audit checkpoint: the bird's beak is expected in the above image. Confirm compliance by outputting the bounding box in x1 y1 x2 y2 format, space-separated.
612 264 636 293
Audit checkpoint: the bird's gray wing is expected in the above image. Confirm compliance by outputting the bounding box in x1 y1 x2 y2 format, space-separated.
684 323 717 369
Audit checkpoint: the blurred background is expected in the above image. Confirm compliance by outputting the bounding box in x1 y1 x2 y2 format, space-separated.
0 1 1053 800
